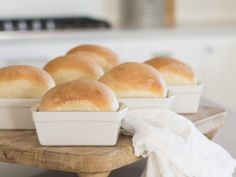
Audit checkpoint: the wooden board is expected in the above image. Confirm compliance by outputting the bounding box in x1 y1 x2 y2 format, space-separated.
165 0 175 27
184 106 226 136
0 106 226 177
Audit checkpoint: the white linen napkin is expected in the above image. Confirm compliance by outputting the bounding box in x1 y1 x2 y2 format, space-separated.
121 108 236 177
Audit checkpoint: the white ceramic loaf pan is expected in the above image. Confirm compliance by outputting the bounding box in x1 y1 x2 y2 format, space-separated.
0 98 39 129
32 103 128 146
119 93 174 110
168 83 204 114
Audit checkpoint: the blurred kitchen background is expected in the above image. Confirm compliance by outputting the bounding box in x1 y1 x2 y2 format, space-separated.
0 0 236 176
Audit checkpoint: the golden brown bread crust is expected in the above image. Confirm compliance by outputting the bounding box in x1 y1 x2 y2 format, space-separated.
43 55 104 85
66 44 120 71
144 57 197 85
0 65 55 98
39 79 119 112
67 51 111 72
99 62 167 98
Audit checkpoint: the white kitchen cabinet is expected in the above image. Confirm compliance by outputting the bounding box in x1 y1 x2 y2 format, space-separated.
0 40 72 67
201 36 236 112
0 32 204 77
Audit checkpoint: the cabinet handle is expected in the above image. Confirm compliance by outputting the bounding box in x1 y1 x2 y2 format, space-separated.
205 46 214 54
151 51 173 58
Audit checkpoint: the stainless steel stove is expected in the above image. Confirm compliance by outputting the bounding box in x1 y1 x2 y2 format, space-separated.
0 17 111 31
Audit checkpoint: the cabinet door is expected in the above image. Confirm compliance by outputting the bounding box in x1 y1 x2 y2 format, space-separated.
0 34 203 71
0 40 56 67
102 37 203 78
202 36 236 112
0 39 74 67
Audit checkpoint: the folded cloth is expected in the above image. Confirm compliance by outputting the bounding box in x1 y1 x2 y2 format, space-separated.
121 108 236 177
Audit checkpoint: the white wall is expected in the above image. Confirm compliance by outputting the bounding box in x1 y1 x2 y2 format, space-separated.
176 0 236 26
0 0 105 18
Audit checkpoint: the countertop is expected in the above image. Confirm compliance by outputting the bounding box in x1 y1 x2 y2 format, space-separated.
1 26 236 41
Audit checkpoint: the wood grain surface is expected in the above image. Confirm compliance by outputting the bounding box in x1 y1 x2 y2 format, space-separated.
0 106 226 176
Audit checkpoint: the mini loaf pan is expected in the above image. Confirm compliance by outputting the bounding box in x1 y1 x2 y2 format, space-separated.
31 103 128 146
0 98 39 129
118 93 175 110
168 83 204 114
